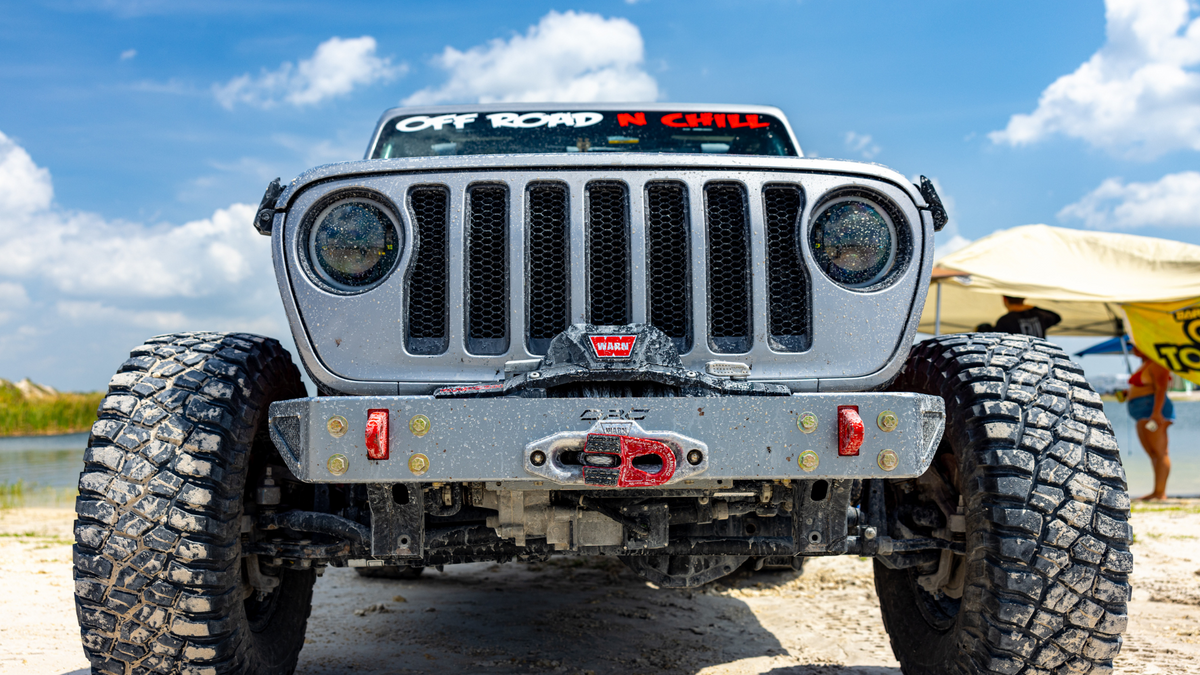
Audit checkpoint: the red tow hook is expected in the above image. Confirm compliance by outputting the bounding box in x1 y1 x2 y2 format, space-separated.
838 406 864 456
581 434 677 487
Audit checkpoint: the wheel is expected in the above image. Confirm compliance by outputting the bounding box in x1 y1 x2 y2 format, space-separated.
877 333 1131 674
354 565 426 579
73 332 314 674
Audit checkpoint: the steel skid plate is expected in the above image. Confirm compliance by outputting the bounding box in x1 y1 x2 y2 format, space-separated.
268 393 944 484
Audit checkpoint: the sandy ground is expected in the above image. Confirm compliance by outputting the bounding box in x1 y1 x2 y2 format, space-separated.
2 503 1199 675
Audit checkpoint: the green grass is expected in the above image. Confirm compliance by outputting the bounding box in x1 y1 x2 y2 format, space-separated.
0 480 77 510
0 383 104 436
1130 502 1200 514
0 480 29 509
0 531 73 545
1132 531 1197 541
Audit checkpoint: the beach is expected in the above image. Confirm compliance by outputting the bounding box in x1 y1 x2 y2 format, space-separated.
3 399 1198 673
2 501 1198 674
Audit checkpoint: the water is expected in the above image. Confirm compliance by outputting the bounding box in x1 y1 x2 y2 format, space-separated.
1106 400 1200 498
0 403 1197 497
0 432 87 488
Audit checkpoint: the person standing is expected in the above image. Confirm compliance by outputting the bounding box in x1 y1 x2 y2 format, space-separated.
994 296 1062 338
1126 347 1174 501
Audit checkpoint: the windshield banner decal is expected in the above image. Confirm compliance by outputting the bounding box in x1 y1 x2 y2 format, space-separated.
660 113 771 129
396 111 776 132
396 112 603 132
617 112 646 127
395 113 479 132
485 112 602 129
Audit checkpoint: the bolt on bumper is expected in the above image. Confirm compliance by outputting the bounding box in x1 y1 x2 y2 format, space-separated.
267 393 945 485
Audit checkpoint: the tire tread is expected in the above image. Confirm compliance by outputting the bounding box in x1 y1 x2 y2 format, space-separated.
880 333 1131 674
73 332 311 675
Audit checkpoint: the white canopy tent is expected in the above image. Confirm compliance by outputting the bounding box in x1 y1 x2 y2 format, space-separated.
919 224 1200 336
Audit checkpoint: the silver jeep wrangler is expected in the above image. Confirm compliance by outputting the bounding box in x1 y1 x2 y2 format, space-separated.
75 103 1132 675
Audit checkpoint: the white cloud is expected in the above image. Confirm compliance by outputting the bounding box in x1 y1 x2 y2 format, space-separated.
844 131 880 159
1057 171 1200 229
990 0 1200 159
0 199 263 298
273 133 364 167
56 301 187 330
0 132 54 215
0 129 293 390
404 10 659 105
934 235 972 262
214 36 404 109
0 282 30 324
128 78 202 96
120 49 137 61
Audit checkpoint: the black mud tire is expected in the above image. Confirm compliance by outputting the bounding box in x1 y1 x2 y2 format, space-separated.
73 332 315 675
353 565 426 580
877 334 1132 675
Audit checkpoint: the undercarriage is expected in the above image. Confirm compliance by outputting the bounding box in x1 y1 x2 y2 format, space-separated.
243 474 966 589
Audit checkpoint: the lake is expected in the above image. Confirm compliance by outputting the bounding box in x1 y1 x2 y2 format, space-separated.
1 402 1197 497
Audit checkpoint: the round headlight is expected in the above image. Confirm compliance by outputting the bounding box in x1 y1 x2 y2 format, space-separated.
308 198 401 291
809 197 897 288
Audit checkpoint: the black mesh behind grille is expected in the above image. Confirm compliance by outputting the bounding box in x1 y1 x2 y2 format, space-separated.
646 183 691 352
465 185 508 354
705 183 751 353
586 183 630 325
526 183 570 354
406 186 450 355
764 185 810 352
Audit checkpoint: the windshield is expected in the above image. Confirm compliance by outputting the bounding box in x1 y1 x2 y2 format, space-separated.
371 110 797 159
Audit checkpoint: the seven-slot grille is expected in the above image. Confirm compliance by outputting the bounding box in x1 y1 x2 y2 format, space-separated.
403 178 812 356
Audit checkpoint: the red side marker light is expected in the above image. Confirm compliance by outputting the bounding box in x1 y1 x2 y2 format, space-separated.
365 409 389 460
838 406 864 457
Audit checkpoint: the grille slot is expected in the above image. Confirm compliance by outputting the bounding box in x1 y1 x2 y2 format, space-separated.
705 183 752 353
406 186 450 355
764 185 810 352
586 183 631 325
526 183 570 354
645 182 691 352
465 185 509 355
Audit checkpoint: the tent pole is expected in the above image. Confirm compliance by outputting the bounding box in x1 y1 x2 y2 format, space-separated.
1119 333 1132 374
934 282 942 336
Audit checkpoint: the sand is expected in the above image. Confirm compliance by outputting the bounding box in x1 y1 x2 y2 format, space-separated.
2 502 1198 674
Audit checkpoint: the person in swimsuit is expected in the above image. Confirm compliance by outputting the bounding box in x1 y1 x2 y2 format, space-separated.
1125 347 1174 500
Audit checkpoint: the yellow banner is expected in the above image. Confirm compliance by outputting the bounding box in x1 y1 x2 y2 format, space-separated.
1123 297 1200 385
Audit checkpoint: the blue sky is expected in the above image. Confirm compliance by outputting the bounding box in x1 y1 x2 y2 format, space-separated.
1 0 1198 389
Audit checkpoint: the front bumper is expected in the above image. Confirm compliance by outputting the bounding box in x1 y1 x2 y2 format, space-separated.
268 393 945 485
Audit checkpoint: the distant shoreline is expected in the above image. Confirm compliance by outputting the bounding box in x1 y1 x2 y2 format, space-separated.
1101 390 1200 403
0 382 103 438
0 427 94 439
